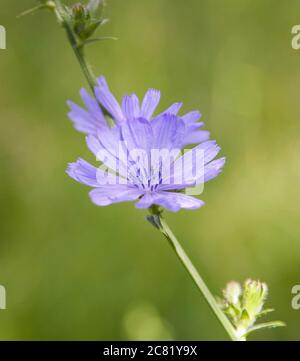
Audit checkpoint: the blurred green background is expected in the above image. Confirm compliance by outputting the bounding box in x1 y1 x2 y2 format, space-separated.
0 0 300 340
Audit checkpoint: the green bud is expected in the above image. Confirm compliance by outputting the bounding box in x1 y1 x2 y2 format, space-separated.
69 0 107 42
72 3 88 21
218 279 284 340
242 279 268 319
223 281 242 306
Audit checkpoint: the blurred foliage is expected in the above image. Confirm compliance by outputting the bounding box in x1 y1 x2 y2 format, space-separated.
0 0 300 340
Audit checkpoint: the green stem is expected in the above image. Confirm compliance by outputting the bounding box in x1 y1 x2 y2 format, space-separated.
53 0 110 116
54 0 96 92
148 210 239 341
63 28 97 93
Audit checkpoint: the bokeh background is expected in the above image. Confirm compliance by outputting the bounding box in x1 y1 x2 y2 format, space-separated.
0 0 300 340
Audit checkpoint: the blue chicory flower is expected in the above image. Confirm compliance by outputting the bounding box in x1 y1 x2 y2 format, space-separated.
66 76 225 212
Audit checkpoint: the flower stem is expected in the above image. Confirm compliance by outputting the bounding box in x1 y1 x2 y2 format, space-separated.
147 209 239 341
54 0 96 92
53 0 110 116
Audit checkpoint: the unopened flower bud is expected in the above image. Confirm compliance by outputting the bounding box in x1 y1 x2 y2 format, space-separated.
223 281 242 306
69 0 107 42
72 3 88 21
218 279 284 340
242 279 268 319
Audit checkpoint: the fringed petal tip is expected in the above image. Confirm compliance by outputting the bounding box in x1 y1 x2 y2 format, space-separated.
204 157 226 182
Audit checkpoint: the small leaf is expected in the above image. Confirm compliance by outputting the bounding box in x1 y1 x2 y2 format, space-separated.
240 309 250 321
257 308 274 318
223 303 241 324
80 36 117 47
17 2 55 18
245 321 286 337
80 19 104 39
99 18 110 26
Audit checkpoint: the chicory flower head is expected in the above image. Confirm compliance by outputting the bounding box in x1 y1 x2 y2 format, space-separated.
67 76 225 212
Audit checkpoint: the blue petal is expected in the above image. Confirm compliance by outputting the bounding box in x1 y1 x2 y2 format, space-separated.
141 89 160 119
163 140 221 185
95 76 125 123
160 102 183 116
67 158 125 187
151 113 185 150
67 158 99 187
181 129 210 147
120 117 154 152
68 101 100 135
122 94 140 119
86 129 129 179
67 88 108 135
182 111 202 124
89 185 143 206
80 88 107 126
204 157 226 182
